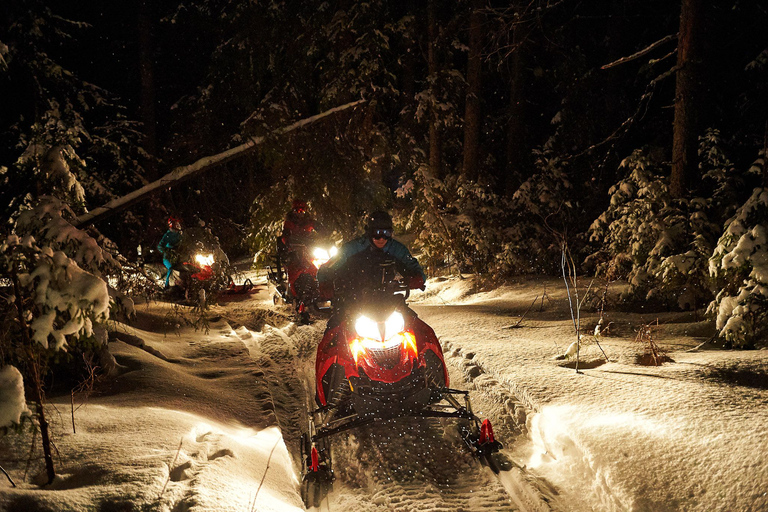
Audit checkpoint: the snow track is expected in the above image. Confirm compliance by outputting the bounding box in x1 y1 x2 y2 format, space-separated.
328 419 516 511
224 298 557 511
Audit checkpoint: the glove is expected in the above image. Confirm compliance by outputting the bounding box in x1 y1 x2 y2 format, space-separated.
407 275 425 291
319 281 334 300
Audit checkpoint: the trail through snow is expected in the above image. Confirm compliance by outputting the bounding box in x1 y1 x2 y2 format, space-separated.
1 273 766 512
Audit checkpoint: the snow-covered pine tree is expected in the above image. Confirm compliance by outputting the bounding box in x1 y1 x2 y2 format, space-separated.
0 0 147 247
0 0 144 483
707 151 768 348
587 132 745 310
496 148 573 276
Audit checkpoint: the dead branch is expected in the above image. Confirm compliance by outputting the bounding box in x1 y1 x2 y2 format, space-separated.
70 354 100 434
158 437 184 500
0 464 16 487
601 34 677 69
249 437 281 512
505 295 538 329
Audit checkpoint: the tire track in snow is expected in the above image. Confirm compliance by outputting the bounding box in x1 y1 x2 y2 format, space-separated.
327 418 516 511
225 307 530 510
439 340 571 512
225 319 321 442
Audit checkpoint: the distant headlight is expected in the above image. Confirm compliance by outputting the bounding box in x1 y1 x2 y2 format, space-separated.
195 253 214 267
312 246 337 269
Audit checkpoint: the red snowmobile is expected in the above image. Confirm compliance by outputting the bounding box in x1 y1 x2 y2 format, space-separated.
268 238 335 324
299 258 502 507
161 226 234 305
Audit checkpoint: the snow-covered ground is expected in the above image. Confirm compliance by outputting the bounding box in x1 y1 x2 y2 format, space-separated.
1 274 767 512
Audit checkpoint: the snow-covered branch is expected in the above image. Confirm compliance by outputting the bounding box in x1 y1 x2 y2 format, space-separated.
74 99 366 228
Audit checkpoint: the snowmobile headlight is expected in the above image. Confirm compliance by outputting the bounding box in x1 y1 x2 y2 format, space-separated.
312 247 332 268
383 311 405 342
354 315 380 341
195 253 214 267
354 312 407 349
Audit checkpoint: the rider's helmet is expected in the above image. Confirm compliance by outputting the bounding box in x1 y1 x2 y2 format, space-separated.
292 199 308 215
366 210 393 241
168 216 182 231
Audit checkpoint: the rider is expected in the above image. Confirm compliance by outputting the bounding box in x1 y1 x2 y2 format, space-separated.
277 199 320 267
157 217 183 288
317 210 426 305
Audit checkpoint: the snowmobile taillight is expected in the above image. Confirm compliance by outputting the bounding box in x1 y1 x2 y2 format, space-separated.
479 419 495 445
310 445 320 472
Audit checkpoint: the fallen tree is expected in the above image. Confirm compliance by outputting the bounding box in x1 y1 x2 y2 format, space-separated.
74 99 366 228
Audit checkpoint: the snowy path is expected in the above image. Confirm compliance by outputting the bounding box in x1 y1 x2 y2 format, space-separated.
409 277 768 512
223 288 531 511
4 275 763 512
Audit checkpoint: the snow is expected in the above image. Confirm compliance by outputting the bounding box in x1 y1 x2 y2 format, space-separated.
0 366 29 429
1 273 767 511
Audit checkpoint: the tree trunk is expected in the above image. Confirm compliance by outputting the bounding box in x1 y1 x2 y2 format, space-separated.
138 0 158 179
504 24 527 196
462 0 483 181
671 0 704 198
428 0 442 179
12 272 55 485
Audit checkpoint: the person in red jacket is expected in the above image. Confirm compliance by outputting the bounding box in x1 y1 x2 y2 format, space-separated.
277 199 319 264
278 200 316 252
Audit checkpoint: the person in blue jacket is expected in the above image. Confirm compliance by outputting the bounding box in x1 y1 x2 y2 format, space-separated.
157 217 183 288
317 210 426 302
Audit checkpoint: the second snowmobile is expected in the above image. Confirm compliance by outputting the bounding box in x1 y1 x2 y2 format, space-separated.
268 237 335 324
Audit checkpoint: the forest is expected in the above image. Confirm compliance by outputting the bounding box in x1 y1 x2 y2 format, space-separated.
1 0 768 483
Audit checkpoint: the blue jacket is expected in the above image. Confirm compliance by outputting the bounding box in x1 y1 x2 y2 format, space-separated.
157 229 182 255
318 235 426 285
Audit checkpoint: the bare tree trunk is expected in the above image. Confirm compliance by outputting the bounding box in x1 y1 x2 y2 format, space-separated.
428 0 442 179
505 24 527 196
12 272 55 485
138 0 158 179
462 0 483 181
671 0 704 198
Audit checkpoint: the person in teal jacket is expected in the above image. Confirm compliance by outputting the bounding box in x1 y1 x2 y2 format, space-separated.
317 210 426 300
157 217 183 288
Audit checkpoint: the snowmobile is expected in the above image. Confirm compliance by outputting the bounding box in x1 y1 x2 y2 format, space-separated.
267 236 336 324
165 226 233 306
299 257 502 508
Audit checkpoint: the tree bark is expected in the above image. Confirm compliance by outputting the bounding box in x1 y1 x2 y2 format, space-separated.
505 24 527 196
428 0 442 179
462 0 483 181
671 0 704 198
